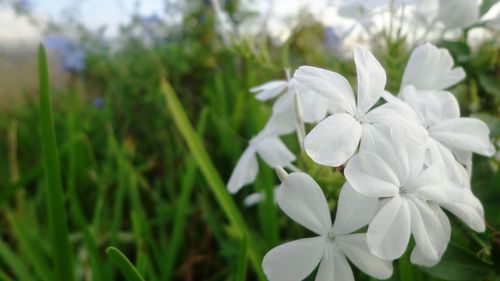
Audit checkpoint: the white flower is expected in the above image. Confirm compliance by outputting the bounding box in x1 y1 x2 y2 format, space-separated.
263 171 393 281
400 86 495 165
250 79 288 102
227 133 295 193
295 45 425 167
344 137 461 264
401 43 465 91
394 87 490 233
251 71 330 136
243 186 280 207
436 0 480 30
441 187 486 233
337 0 386 29
412 0 440 26
485 10 500 30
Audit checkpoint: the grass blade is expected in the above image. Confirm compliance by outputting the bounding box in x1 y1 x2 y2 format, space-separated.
106 247 146 281
38 44 74 281
161 79 265 280
164 108 209 281
7 214 53 281
235 236 248 281
0 238 36 281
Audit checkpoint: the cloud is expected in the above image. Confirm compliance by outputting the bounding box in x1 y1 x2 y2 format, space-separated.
0 8 42 45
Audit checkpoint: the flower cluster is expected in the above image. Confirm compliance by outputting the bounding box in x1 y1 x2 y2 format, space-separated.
336 0 486 44
228 43 496 280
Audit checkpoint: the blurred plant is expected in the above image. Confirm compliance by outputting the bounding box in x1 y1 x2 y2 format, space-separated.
44 35 86 73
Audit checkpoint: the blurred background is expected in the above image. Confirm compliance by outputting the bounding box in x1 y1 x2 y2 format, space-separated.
0 0 499 280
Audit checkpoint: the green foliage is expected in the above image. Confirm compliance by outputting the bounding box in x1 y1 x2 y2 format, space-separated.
419 243 493 280
37 45 75 281
106 247 145 281
0 2 498 281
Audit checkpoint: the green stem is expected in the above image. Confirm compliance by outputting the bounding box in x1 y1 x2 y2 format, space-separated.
161 79 266 280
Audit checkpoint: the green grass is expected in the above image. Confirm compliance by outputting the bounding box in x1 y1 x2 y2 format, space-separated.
106 247 145 281
162 79 265 280
38 45 74 281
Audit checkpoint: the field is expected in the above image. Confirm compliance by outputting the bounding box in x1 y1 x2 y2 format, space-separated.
0 1 499 281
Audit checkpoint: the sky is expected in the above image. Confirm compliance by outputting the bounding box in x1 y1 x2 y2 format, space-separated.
0 0 339 44
0 0 499 45
0 0 168 43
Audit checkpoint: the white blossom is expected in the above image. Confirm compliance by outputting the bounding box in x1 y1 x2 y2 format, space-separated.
344 136 461 264
295 45 425 167
251 70 330 136
401 43 466 91
400 86 495 163
436 0 480 30
263 171 393 281
227 133 295 193
337 0 386 29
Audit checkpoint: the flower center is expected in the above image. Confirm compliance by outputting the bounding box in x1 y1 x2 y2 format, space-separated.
354 107 367 123
327 231 336 241
399 186 407 194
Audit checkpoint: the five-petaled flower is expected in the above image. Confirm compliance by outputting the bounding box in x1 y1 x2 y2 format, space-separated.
295 45 425 167
263 170 393 281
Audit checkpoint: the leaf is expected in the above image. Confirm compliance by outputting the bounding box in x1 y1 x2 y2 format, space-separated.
161 79 266 280
480 0 500 16
419 243 493 280
438 41 471 60
235 236 249 281
106 247 145 281
38 44 75 281
0 238 36 281
478 75 500 102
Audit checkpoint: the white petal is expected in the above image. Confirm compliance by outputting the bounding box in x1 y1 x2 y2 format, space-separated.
430 117 495 156
336 233 393 279
243 192 265 207
255 136 296 167
400 86 460 127
450 148 473 168
360 123 426 185
315 245 354 281
344 152 400 198
294 66 356 114
354 45 386 114
278 172 332 235
407 198 451 266
244 186 280 207
365 102 428 147
426 138 470 189
382 90 424 126
407 165 463 205
271 90 294 115
359 123 394 154
261 110 297 136
263 237 326 281
304 113 362 167
297 90 329 123
367 195 411 260
442 188 485 232
401 42 465 90
332 182 378 235
437 0 480 29
227 148 258 193
250 80 288 101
